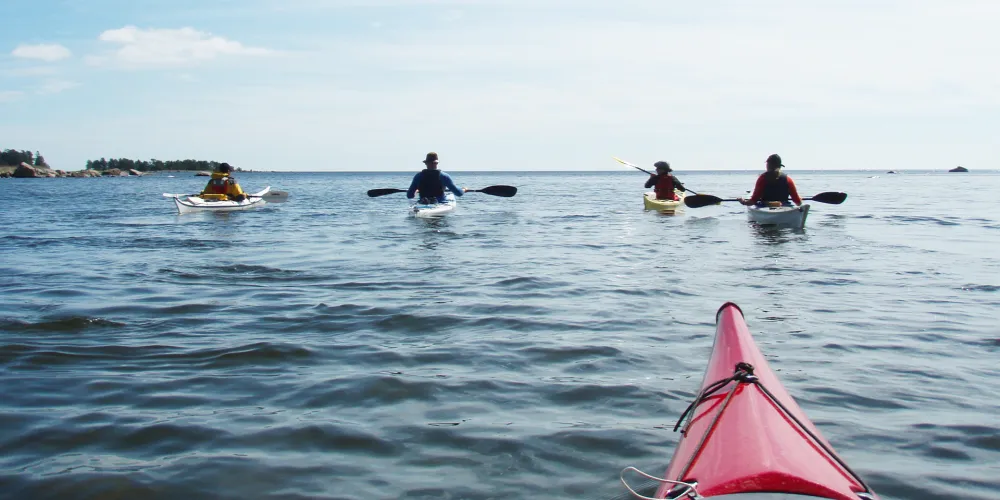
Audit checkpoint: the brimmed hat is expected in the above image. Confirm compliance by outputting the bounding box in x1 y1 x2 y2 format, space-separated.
423 152 439 164
766 154 783 168
653 161 672 172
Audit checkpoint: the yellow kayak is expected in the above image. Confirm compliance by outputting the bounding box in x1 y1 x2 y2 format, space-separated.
643 191 685 212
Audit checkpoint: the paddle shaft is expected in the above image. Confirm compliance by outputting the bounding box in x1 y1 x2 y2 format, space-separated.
368 185 517 198
613 157 698 195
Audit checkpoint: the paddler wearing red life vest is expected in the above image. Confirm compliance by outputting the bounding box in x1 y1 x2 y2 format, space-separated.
644 161 686 201
739 154 803 206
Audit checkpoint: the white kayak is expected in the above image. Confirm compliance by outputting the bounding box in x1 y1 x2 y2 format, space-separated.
173 187 272 214
411 193 456 218
747 203 810 229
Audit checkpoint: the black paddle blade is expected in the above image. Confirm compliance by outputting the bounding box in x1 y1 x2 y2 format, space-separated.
683 194 726 208
808 192 847 204
473 185 517 197
367 188 405 197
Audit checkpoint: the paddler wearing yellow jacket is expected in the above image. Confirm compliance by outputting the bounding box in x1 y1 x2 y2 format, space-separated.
200 163 247 201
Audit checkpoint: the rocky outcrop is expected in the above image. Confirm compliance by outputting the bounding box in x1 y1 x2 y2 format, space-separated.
13 163 38 178
196 171 211 176
949 166 968 172
70 170 102 178
128 169 143 176
103 168 122 176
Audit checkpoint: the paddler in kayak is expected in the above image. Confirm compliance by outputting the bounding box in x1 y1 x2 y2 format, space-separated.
644 161 686 200
739 154 802 207
201 163 247 201
407 152 467 204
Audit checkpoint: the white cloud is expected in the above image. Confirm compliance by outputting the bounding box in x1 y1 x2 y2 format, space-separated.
35 80 81 95
11 44 72 62
10 66 59 77
88 26 274 68
0 90 24 103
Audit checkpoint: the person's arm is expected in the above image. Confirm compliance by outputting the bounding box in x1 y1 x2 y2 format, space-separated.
441 172 465 196
672 175 686 192
787 176 802 205
228 179 244 196
406 172 422 199
644 174 657 189
742 175 767 205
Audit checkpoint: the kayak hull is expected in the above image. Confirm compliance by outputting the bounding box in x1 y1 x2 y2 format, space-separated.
643 191 685 212
747 203 810 229
411 193 456 218
655 303 875 500
173 187 271 214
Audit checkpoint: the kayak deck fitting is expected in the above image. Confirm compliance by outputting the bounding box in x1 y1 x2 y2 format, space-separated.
620 303 877 500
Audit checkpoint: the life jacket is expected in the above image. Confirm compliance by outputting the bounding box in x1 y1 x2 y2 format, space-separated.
654 174 678 201
203 173 229 195
417 169 444 200
225 177 245 198
761 173 791 202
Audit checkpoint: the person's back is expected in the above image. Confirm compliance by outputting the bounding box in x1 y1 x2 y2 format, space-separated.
202 173 228 196
759 171 791 204
416 168 445 203
407 152 466 203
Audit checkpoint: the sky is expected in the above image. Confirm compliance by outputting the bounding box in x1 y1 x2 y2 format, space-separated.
1 0 998 171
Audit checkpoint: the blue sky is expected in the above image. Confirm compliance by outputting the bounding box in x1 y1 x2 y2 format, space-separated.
1 0 998 171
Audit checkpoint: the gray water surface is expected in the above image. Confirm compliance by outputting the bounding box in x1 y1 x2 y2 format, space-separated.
1 170 998 500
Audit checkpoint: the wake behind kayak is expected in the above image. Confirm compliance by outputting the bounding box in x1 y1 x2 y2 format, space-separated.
620 303 877 500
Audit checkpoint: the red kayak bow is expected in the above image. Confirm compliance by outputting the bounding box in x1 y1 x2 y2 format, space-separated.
623 303 877 500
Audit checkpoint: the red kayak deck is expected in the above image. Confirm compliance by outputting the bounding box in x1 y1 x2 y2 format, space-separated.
652 303 876 500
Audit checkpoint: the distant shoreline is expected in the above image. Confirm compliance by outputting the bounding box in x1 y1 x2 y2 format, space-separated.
3 166 995 176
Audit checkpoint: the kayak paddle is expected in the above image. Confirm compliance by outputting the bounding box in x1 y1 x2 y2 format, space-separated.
367 185 518 198
366 188 406 197
684 191 848 209
613 156 655 176
467 185 517 197
613 156 700 195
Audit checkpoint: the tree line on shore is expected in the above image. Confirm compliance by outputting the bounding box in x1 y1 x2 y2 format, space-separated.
1 149 48 168
2 147 234 172
85 158 235 172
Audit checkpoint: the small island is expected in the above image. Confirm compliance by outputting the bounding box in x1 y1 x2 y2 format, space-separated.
2 148 238 178
949 166 969 173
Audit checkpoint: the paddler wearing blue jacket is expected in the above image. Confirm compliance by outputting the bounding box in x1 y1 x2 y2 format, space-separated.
407 152 467 203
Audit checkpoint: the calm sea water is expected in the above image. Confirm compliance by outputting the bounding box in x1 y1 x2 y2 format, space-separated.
1 170 998 500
